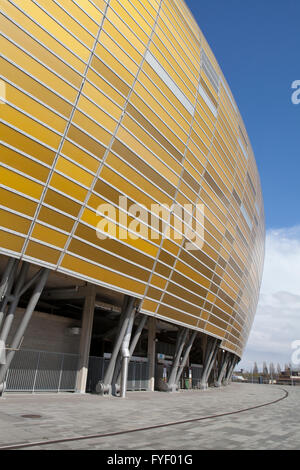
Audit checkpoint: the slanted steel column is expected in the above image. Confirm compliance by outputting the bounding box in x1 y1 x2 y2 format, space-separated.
205 341 219 386
114 314 148 394
200 337 219 389
0 268 49 394
128 314 147 357
199 337 213 389
120 308 135 398
147 316 156 391
223 353 237 385
215 351 230 387
0 258 18 330
75 284 96 394
227 356 238 383
0 258 17 302
175 330 197 387
0 262 30 375
0 262 29 344
167 328 188 392
97 296 135 395
223 354 233 385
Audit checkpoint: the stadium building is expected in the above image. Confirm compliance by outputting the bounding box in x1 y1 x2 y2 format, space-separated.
0 0 265 396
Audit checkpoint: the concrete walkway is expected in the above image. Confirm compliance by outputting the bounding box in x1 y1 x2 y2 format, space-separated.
0 383 299 450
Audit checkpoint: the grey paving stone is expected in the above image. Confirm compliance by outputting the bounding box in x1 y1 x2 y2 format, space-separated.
0 383 299 450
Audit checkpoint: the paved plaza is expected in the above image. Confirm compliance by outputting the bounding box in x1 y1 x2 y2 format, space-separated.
0 383 299 450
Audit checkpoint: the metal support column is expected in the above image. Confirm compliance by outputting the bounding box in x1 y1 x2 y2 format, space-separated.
0 262 29 375
200 337 219 390
223 354 237 385
223 355 232 385
199 337 213 389
206 341 219 385
96 296 135 395
75 284 96 394
167 328 188 392
147 316 156 392
120 308 135 398
0 268 49 394
128 314 147 358
0 262 29 344
175 330 197 387
114 313 148 394
215 351 230 387
0 258 17 301
0 258 19 335
228 356 238 383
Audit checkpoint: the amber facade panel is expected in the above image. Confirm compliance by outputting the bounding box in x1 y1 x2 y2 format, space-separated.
0 0 265 357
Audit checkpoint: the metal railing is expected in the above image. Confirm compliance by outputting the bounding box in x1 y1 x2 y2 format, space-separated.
5 349 150 393
127 358 149 391
86 355 149 393
190 364 203 389
5 349 79 392
4 349 218 393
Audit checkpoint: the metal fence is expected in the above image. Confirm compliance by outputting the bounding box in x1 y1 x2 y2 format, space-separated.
5 349 150 393
5 349 209 393
5 349 79 392
86 355 149 393
191 364 203 389
127 358 149 391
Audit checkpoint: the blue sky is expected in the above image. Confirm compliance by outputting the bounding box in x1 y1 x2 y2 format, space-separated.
186 0 300 370
186 0 300 230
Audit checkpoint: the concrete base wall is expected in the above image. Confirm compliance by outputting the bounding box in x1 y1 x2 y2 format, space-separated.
6 309 81 354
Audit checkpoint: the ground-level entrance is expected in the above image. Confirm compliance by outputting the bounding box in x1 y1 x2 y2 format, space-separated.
4 349 149 393
5 349 205 394
0 256 238 397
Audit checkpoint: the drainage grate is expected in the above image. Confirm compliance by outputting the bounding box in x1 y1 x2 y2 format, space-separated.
21 414 42 419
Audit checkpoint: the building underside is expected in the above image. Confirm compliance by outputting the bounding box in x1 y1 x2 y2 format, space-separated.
0 255 239 396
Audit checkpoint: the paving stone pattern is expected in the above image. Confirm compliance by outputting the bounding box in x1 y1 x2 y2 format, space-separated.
0 383 299 450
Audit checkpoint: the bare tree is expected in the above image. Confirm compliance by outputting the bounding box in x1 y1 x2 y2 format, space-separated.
269 362 275 376
269 363 275 383
263 361 268 377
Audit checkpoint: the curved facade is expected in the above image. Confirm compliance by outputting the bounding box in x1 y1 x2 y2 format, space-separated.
0 0 265 359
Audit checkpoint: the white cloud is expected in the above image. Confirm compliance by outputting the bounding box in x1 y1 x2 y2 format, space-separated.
239 226 300 371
